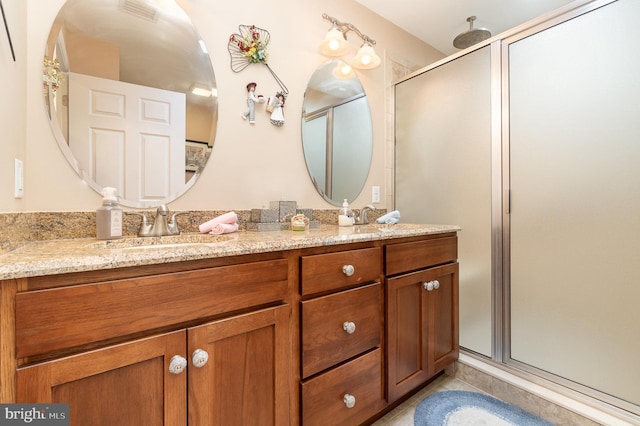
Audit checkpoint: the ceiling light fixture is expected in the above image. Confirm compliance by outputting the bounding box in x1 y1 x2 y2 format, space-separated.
319 13 380 70
190 83 213 97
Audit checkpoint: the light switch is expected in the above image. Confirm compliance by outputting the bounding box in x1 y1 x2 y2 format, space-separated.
372 186 380 204
15 159 24 198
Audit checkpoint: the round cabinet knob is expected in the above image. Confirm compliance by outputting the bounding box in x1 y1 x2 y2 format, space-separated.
342 264 355 277
433 280 440 290
343 321 356 334
423 281 434 291
343 393 356 409
168 355 188 375
191 349 209 368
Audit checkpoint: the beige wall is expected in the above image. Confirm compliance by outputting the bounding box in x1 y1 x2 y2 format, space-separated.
2 0 443 213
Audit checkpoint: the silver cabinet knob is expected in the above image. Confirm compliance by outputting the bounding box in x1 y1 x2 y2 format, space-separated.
342 264 355 277
168 355 187 374
343 393 356 408
191 349 209 368
423 280 441 291
343 321 356 334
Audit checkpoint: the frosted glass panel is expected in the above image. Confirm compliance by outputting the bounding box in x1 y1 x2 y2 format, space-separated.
509 0 640 405
396 46 492 356
333 98 372 202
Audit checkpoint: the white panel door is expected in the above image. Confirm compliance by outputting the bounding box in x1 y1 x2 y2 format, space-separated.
69 72 186 203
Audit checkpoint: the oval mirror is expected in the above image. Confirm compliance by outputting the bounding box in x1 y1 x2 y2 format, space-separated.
43 0 217 208
301 60 373 206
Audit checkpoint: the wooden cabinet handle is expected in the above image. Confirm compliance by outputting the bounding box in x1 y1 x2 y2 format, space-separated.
343 321 356 334
168 355 187 374
192 349 209 368
342 264 355 277
343 393 356 408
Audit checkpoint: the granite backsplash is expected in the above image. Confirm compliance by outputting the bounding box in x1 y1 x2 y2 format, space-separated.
0 207 385 255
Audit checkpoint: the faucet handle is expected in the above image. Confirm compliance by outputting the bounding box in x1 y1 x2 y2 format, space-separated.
167 211 189 235
125 211 151 236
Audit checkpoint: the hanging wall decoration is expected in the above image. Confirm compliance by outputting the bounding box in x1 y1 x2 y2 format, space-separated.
0 0 15 61
228 25 289 96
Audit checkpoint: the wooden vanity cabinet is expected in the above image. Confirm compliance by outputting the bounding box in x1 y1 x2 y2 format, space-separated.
385 236 459 403
13 256 292 426
299 247 386 426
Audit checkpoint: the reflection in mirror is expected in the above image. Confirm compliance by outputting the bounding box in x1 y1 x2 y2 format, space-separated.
302 60 373 206
44 0 217 208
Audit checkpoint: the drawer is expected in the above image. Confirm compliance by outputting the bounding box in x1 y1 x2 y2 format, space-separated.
301 283 381 378
15 259 289 359
300 247 381 296
385 235 457 276
301 348 384 426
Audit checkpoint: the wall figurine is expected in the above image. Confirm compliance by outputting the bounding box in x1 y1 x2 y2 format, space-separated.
241 82 265 124
268 91 286 127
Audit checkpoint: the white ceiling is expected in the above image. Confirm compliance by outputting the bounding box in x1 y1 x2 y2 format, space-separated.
355 0 575 56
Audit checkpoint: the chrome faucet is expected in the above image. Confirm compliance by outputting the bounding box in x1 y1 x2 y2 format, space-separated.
126 205 188 237
354 205 376 225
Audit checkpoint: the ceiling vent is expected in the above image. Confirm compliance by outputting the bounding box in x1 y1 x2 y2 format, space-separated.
120 0 158 22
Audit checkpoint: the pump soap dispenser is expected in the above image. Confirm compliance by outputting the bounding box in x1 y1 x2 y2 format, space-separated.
338 199 354 226
96 187 123 240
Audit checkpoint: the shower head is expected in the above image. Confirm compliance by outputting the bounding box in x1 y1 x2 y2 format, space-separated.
453 16 492 49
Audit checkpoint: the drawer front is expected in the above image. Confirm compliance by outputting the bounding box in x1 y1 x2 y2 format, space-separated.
301 348 384 426
301 283 381 378
385 235 457 276
16 259 289 359
301 247 381 296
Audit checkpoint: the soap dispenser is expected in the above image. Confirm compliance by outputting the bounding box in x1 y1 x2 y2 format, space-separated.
338 199 354 226
96 187 123 240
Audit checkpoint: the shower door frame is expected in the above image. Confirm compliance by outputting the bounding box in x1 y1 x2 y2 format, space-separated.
394 0 639 420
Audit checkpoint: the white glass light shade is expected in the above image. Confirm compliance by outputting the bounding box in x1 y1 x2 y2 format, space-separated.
332 62 356 79
351 43 381 69
320 27 350 56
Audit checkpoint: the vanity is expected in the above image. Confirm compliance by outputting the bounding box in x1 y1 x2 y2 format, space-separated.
0 224 459 425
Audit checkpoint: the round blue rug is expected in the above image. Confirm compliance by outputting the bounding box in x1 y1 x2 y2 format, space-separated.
414 390 554 426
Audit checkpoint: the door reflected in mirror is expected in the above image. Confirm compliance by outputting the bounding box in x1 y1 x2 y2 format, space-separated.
302 60 373 206
44 0 217 208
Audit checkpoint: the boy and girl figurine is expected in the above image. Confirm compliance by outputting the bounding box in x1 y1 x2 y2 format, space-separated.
241 82 285 126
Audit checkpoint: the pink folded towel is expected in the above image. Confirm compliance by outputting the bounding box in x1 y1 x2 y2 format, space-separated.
209 222 239 235
199 211 239 234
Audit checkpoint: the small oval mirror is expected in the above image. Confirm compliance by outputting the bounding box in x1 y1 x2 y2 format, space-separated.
301 59 373 206
43 0 217 208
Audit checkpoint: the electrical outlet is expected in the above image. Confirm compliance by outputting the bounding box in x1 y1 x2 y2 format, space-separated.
372 186 380 204
14 159 24 198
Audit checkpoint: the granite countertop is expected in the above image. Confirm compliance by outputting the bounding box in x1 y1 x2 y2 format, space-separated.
0 224 460 280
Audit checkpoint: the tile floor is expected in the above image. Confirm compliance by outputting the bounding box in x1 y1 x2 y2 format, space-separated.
371 374 483 425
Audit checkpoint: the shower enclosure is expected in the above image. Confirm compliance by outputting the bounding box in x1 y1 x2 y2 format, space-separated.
395 0 640 419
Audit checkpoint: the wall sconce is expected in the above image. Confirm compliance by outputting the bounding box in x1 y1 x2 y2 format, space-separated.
319 13 381 70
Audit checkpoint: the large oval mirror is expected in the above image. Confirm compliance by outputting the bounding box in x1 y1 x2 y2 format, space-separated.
43 0 217 208
302 59 373 206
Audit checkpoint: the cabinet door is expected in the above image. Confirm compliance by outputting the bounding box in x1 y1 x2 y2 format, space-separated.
187 305 291 426
386 263 458 402
16 330 187 426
